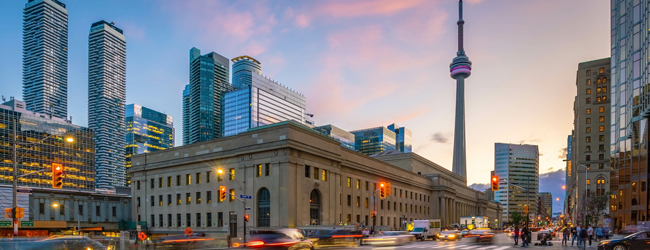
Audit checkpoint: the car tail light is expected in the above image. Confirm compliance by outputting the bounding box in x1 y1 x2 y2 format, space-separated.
247 240 265 247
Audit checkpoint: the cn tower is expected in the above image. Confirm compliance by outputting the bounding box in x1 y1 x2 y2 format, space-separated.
450 0 471 179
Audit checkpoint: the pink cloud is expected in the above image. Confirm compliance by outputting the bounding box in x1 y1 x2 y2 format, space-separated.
295 14 310 28
318 0 426 18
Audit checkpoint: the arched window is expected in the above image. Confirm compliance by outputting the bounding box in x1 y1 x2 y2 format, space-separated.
632 198 638 205
257 188 270 227
596 176 607 196
310 190 321 225
597 78 601 84
602 77 607 83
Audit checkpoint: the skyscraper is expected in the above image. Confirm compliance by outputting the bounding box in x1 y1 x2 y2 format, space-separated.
610 0 650 226
450 0 472 179
182 84 190 145
570 58 611 224
125 104 174 185
313 124 356 150
494 143 539 223
23 0 68 119
539 192 553 218
88 20 126 189
223 56 306 137
387 123 412 153
350 127 397 155
188 47 231 144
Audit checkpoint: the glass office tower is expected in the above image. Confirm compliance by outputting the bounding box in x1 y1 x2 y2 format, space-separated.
0 98 95 190
493 143 539 223
188 48 232 144
350 127 397 155
23 0 69 119
609 0 650 227
88 20 126 189
125 104 174 185
387 123 412 153
182 84 190 145
313 125 355 150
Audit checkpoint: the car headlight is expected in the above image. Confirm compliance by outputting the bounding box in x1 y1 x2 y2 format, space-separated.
599 241 611 245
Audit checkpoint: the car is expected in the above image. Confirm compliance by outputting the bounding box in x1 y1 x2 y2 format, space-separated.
507 230 521 238
247 229 314 250
460 229 469 237
363 231 414 246
598 230 650 250
436 230 461 241
22 236 107 250
465 229 494 245
537 229 553 240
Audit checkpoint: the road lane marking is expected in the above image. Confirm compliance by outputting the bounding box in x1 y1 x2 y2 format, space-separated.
475 246 498 250
492 246 511 250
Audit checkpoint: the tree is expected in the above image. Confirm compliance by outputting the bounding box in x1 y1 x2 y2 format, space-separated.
581 191 610 226
510 211 525 226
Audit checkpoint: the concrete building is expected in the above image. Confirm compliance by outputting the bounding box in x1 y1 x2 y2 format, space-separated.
125 104 174 185
23 0 68 119
312 125 355 150
539 192 552 219
129 121 502 237
187 48 231 144
223 56 306 137
387 124 412 153
0 98 95 190
493 143 539 224
88 20 127 189
350 127 397 156
570 58 611 225
609 0 649 227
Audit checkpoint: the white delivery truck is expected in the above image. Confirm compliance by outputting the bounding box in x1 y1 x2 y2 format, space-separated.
460 216 489 229
409 219 441 241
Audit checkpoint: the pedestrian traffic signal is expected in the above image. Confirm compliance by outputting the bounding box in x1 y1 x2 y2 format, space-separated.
244 214 249 223
523 205 529 214
491 175 499 191
379 182 386 199
219 186 227 202
14 207 24 219
52 163 64 189
371 211 376 218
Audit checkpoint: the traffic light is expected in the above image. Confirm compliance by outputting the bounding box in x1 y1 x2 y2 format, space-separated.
491 175 499 191
523 205 529 214
52 163 64 189
371 211 376 218
379 182 386 199
15 207 24 219
244 214 249 223
219 186 227 202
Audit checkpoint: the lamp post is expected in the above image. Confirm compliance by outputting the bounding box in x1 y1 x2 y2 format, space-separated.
52 203 81 235
12 118 73 236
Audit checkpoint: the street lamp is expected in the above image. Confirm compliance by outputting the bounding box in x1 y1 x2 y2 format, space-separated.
216 168 248 243
52 202 81 235
11 118 74 236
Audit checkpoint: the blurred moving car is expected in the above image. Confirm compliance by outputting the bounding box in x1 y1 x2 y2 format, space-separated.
154 234 216 249
435 230 460 241
598 230 650 250
460 229 469 237
465 229 494 245
537 229 553 241
247 229 314 249
22 236 107 250
362 231 414 246
306 229 359 248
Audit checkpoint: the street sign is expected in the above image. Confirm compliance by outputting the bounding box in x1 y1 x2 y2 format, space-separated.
184 227 193 236
239 194 252 199
245 207 251 211
137 232 147 241
136 225 141 231
4 208 12 219
16 188 32 194
20 221 33 227
0 221 11 227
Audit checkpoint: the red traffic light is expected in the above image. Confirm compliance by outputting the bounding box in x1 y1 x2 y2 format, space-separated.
244 214 249 222
491 175 499 191
52 163 64 189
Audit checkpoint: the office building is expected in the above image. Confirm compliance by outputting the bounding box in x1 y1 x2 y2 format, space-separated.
449 0 472 179
609 0 650 227
129 121 502 236
493 143 539 223
539 192 552 218
88 20 127 189
387 123 412 153
570 58 611 224
182 84 190 145
350 127 396 156
187 48 231 144
312 124 355 150
222 56 306 137
565 133 574 219
125 104 174 185
0 98 95 190
22 0 68 119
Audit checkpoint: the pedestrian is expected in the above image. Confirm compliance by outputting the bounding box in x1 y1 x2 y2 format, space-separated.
571 226 577 246
513 226 520 246
576 225 583 247
226 234 232 248
562 227 569 246
579 225 588 250
587 224 594 247
522 226 529 247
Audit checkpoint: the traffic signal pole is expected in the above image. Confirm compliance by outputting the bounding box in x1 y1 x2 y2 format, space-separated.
12 119 17 236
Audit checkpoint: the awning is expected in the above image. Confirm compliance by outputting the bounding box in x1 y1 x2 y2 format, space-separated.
81 227 104 231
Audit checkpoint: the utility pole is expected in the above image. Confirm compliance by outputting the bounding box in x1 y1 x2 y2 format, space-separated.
12 118 18 236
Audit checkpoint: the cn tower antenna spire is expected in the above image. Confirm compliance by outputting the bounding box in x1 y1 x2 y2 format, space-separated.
449 0 472 179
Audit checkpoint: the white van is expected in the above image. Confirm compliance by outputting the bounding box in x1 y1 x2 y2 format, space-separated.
409 219 441 241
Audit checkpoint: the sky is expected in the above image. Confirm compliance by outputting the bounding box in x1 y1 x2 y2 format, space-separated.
0 0 611 214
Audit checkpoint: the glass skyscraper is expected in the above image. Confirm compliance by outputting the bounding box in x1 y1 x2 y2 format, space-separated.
87 20 126 189
313 125 355 150
187 48 231 144
609 0 650 226
125 104 174 185
387 123 412 153
493 143 539 223
350 127 397 155
0 98 95 190
223 56 306 137
182 84 190 145
23 0 68 119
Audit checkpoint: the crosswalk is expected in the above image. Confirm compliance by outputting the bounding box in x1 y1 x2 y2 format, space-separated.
372 244 513 250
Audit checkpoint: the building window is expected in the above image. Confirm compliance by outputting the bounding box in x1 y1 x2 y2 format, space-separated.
586 127 591 133
347 178 351 188
587 179 590 185
599 67 604 74
599 144 604 151
599 135 604 141
230 189 235 202
159 195 163 206
586 155 591 161
206 171 211 183
599 107 604 113
305 165 310 178
596 97 601 102
256 165 262 177
229 168 235 180
365 197 369 208
96 206 101 216
177 214 181 227
196 213 201 227
586 98 591 104
586 108 591 114
388 201 391 210
258 188 271 227
586 146 591 152
79 205 84 215
186 174 191 185
599 125 604 132
599 116 604 122
177 194 181 205
159 214 163 227
599 154 604 160
176 175 181 186
186 193 191 204
597 87 602 94
356 179 360 189
586 70 591 76
151 196 154 207
207 191 212 203
365 181 369 191
137 181 140 190
137 197 141 207
168 195 172 206
322 169 327 181
207 213 212 227
586 89 591 95
347 195 351 206
196 173 201 184
196 192 201 204
602 86 607 92
347 214 351 223
356 196 360 207
159 178 163 188
168 214 172 228
314 167 319 179
187 213 191 227
151 179 154 189
265 163 270 176
586 118 591 124
586 136 591 143
167 176 172 187
151 215 155 227
218 212 223 227
38 203 44 214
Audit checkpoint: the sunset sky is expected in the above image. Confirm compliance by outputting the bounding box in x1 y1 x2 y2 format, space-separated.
0 0 611 213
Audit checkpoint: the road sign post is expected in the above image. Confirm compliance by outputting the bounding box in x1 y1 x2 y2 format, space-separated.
239 194 252 199
137 231 147 242
184 227 193 236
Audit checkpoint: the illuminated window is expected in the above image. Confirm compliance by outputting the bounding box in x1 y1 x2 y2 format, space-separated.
597 78 601 84
230 189 235 202
596 97 601 102
177 194 181 205
599 116 605 122
603 78 607 83
314 167 319 179
602 86 607 92
586 108 591 114
599 107 604 113
322 170 327 181
602 95 608 101
586 146 591 152
196 173 201 184
186 174 191 185
229 168 235 180
586 118 591 124
159 178 163 188
586 127 591 133
256 165 262 177
587 179 590 185
597 88 601 94
586 89 591 94
599 67 604 74
599 125 604 132
587 78 591 84
356 180 360 189
599 135 604 141
347 178 351 188
196 192 201 204
356 196 360 207
186 193 191 204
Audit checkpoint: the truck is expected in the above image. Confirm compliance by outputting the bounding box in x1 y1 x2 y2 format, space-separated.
460 216 489 229
409 219 441 241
